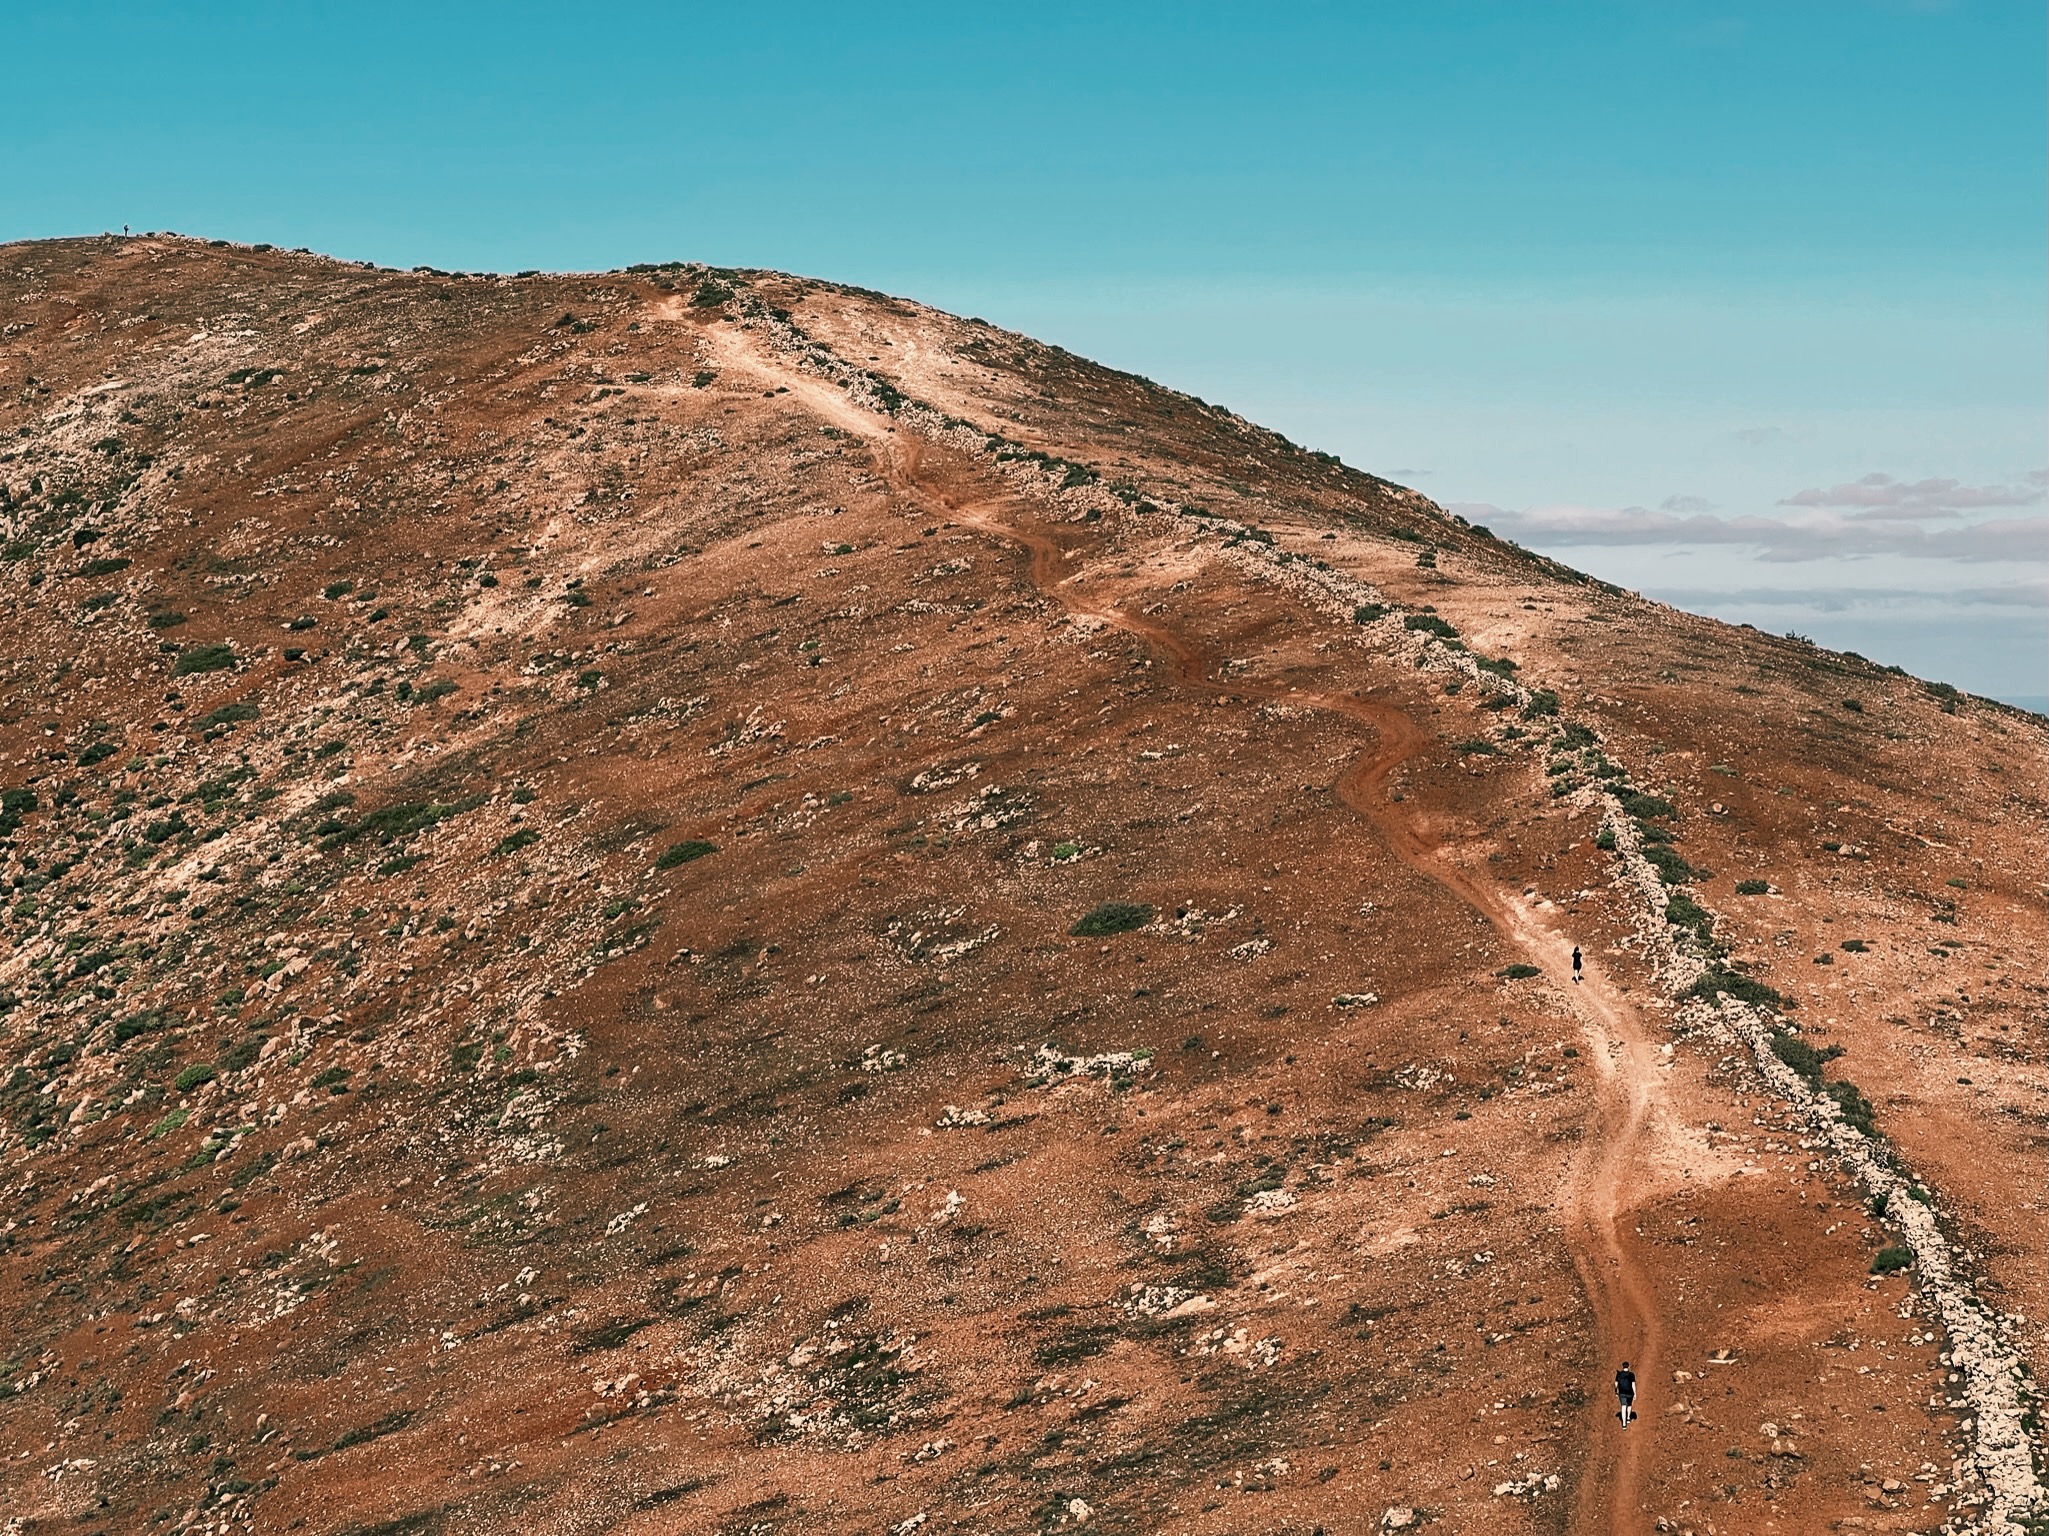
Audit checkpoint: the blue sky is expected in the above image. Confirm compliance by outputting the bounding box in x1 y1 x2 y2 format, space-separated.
8 1 2044 703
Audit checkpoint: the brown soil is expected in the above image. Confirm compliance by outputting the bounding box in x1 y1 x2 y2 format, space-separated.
0 235 2041 1535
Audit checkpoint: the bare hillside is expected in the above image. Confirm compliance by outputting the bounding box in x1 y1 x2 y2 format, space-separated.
0 235 2042 1536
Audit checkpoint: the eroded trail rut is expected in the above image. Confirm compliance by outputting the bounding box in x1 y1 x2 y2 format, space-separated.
731 333 1669 1532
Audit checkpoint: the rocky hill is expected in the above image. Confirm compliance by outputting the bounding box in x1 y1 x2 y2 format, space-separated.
0 234 2042 1536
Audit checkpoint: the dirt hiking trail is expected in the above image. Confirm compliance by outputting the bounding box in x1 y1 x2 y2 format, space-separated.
713 321 1674 1531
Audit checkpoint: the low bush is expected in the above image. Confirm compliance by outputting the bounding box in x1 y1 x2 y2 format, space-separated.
1825 1078 1877 1136
1689 968 1789 1011
1620 793 1676 820
1768 1029 1843 1089
173 644 236 676
491 828 541 857
1870 1246 1913 1275
1496 963 1541 980
1071 901 1152 937
173 1063 216 1092
1640 843 1700 884
1521 689 1559 718
656 839 718 869
1403 614 1459 640
1352 603 1386 624
1840 938 1868 953
1665 893 1713 939
1734 879 1770 896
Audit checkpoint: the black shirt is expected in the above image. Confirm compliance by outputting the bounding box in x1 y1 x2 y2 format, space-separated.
1615 1367 1636 1400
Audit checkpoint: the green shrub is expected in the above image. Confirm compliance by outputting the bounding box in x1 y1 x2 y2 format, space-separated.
1870 1246 1913 1275
174 1063 216 1092
323 580 354 599
1594 826 1616 851
173 644 237 676
1665 893 1713 939
1840 938 1868 953
147 610 187 629
1825 1078 1877 1136
491 828 541 857
78 556 132 578
1496 963 1541 980
1071 901 1152 937
200 701 259 728
1521 690 1559 718
1403 614 1459 640
1620 793 1676 819
77 741 119 767
1640 843 1700 884
1475 656 1518 678
563 589 592 608
1768 1029 1842 1089
1352 603 1387 624
148 1108 189 1138
114 1009 169 1044
691 280 734 308
1455 738 1499 755
324 797 483 849
656 839 718 869
1734 879 1770 896
1689 968 1789 1011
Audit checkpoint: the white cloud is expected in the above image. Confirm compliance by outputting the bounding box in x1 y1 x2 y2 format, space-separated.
1778 470 2046 519
1454 500 2049 564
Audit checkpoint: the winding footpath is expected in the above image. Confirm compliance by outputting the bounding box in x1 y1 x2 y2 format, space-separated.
706 308 2042 1531
930 462 1669 1534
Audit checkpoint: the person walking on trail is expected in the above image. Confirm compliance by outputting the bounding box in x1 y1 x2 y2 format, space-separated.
1615 1360 1637 1426
1572 946 1583 985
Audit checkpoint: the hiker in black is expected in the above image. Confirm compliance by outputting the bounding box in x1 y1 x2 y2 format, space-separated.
1571 946 1583 985
1615 1361 1636 1425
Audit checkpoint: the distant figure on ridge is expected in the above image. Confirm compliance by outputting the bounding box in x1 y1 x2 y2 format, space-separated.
1615 1360 1636 1426
1571 946 1583 985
